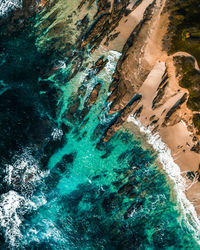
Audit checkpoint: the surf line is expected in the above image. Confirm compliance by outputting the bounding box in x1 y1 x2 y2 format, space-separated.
127 114 200 245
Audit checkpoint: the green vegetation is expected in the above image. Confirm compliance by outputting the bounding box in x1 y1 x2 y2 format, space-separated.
175 57 200 111
193 114 200 134
167 0 200 65
174 56 200 133
168 0 200 133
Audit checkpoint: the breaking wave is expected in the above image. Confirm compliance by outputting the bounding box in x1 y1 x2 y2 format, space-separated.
127 115 200 244
0 149 48 248
0 0 22 17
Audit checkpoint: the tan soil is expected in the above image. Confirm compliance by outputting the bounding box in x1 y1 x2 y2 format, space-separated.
100 0 200 216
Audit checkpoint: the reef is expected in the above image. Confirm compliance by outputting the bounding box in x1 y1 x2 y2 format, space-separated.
0 0 200 248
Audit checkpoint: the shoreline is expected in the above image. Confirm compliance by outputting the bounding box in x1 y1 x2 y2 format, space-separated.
0 0 200 248
128 57 200 216
126 115 200 244
100 0 200 219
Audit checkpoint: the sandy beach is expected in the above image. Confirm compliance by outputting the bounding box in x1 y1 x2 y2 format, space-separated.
1 0 200 247
102 0 200 215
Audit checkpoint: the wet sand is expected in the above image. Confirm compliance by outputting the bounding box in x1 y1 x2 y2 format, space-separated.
103 0 200 215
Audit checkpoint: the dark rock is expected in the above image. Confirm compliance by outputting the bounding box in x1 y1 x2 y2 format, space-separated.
124 201 143 219
157 73 168 89
112 181 122 188
162 93 187 126
62 153 76 164
92 57 108 75
118 183 134 195
103 94 142 142
193 136 198 142
92 175 101 180
76 15 89 31
101 151 112 159
63 95 81 124
134 105 143 117
186 171 195 181
191 142 200 154
151 119 159 125
152 81 168 109
82 131 87 137
104 32 120 46
87 83 102 107
118 150 129 163
80 13 111 48
150 115 156 121
78 0 87 9
128 192 137 199
102 192 120 213
128 176 135 182
55 152 76 173
94 0 111 19
61 123 72 134
91 124 105 141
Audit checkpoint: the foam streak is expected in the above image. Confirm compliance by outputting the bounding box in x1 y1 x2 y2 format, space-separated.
127 114 200 244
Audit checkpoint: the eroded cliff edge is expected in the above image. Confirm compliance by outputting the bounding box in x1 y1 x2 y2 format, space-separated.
1 0 200 215
100 0 200 214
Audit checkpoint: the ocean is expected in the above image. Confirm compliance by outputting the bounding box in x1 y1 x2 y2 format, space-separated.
0 0 199 249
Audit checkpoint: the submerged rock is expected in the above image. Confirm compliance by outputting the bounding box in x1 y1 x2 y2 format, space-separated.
55 152 77 173
102 192 121 213
118 183 134 195
124 201 143 219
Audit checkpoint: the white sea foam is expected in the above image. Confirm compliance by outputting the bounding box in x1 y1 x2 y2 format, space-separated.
127 115 200 243
23 219 68 246
1 149 49 247
0 0 22 16
51 128 63 141
0 191 25 247
0 190 47 248
88 49 121 95
105 50 121 75
5 149 49 196
98 50 121 123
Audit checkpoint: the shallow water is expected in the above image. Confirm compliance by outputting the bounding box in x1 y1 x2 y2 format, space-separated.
0 1 200 249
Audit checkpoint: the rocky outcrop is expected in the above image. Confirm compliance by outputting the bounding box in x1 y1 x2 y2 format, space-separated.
134 105 143 118
103 94 142 142
94 0 111 19
152 78 168 109
92 57 109 75
0 0 49 36
191 142 200 154
79 0 133 51
107 1 155 114
87 83 102 106
118 183 134 195
81 13 111 48
55 152 77 173
162 93 187 126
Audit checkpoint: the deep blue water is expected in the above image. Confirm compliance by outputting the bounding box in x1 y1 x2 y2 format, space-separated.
0 1 199 249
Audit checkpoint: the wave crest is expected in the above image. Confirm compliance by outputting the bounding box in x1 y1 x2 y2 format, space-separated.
0 0 22 17
127 115 200 244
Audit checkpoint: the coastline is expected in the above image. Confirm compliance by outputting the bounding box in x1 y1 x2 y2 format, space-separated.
128 57 200 215
126 115 200 243
100 0 200 219
0 0 200 247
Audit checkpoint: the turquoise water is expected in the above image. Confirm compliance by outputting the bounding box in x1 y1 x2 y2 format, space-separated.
0 1 199 249
10 47 200 249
